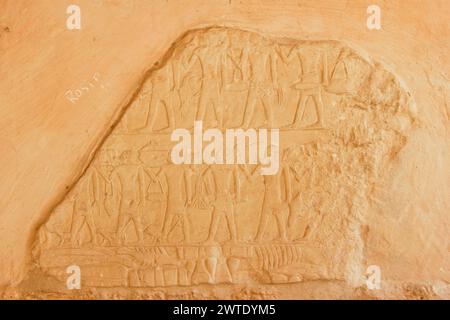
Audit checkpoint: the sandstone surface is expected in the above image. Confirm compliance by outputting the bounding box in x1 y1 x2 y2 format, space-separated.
0 0 448 299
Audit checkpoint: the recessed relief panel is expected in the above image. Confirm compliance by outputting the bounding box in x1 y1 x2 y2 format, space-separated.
34 28 414 292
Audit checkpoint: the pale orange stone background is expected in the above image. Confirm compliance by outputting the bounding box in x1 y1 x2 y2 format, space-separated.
0 0 448 298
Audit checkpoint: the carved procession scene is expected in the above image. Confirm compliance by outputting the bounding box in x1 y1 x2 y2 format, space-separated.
34 28 413 289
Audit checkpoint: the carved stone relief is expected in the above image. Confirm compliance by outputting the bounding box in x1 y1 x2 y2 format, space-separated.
32 27 414 294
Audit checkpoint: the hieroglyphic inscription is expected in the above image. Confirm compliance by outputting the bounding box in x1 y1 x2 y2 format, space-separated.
33 27 414 289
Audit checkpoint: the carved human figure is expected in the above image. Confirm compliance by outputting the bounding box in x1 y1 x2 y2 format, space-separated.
207 165 241 242
90 163 117 245
279 44 328 128
255 155 292 242
93 164 113 214
160 164 191 242
280 147 309 240
239 34 278 128
112 151 147 244
70 169 99 245
224 30 247 92
194 31 228 127
146 67 176 132
140 165 167 241
172 36 202 125
273 43 300 109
